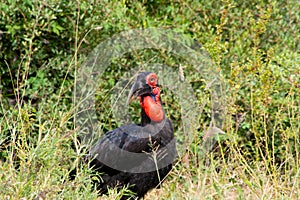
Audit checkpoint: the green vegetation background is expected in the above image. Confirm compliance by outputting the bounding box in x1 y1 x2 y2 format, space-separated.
0 0 299 199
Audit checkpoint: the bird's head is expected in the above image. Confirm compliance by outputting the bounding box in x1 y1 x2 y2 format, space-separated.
126 72 160 105
126 72 164 123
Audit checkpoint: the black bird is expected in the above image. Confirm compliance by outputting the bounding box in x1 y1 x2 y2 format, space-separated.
87 72 176 199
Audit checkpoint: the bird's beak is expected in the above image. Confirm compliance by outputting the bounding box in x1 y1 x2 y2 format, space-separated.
126 76 152 106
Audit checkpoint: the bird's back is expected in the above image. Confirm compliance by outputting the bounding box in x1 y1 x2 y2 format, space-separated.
87 118 176 198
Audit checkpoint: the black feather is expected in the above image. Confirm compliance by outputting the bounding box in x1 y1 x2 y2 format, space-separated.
87 118 176 199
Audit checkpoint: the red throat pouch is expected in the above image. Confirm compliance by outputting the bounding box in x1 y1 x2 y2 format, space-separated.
141 96 164 122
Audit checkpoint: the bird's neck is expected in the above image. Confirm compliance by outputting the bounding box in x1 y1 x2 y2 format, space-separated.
140 94 164 126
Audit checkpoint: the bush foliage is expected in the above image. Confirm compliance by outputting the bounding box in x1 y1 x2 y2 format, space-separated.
0 0 299 199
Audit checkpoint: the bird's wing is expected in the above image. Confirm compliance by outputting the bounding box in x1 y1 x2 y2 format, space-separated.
88 124 156 172
88 119 175 173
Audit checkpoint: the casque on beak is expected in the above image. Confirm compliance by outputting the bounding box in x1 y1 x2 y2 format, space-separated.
126 73 152 106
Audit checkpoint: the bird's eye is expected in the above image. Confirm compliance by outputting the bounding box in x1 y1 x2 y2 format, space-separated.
150 77 155 82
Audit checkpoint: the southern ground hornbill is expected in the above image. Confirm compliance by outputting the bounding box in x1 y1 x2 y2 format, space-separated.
86 72 176 199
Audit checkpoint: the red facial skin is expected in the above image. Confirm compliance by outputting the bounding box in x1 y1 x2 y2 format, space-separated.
140 73 164 122
146 73 158 87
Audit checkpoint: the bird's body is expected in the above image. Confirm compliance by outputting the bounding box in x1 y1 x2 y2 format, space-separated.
87 72 176 199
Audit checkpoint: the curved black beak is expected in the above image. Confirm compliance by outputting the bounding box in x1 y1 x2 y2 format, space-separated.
126 73 152 106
